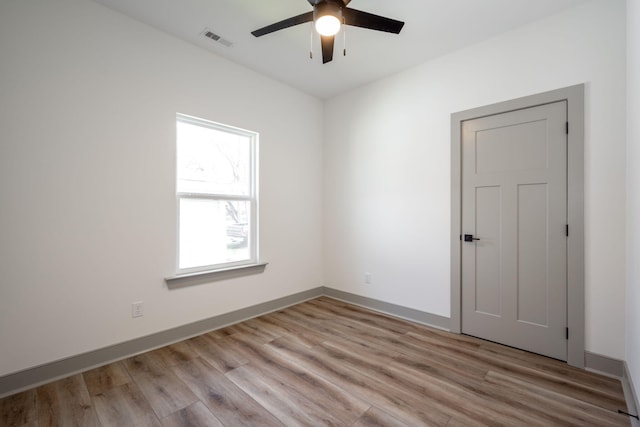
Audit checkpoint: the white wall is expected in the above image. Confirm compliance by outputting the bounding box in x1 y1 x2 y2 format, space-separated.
0 0 324 377
324 0 627 358
627 0 640 402
0 0 631 380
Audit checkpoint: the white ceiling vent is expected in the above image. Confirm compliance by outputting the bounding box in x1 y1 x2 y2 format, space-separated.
201 28 233 47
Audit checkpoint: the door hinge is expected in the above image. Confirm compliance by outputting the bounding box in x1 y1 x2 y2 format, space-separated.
565 224 569 237
566 327 569 340
566 122 569 134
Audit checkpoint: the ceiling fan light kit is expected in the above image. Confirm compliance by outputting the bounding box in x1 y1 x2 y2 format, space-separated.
251 0 404 64
314 2 343 36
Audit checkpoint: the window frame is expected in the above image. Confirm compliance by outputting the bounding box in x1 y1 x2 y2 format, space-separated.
175 113 258 276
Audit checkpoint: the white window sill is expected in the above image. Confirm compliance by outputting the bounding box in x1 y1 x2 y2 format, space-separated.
165 262 268 289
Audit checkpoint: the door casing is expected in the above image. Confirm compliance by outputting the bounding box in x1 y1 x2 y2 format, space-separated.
450 84 585 368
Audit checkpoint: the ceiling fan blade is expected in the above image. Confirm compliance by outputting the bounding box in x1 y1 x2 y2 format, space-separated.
321 35 335 64
251 11 314 37
343 8 405 34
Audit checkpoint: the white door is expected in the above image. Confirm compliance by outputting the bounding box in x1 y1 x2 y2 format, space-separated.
461 101 567 360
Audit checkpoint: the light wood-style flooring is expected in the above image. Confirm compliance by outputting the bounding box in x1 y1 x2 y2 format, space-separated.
0 297 630 426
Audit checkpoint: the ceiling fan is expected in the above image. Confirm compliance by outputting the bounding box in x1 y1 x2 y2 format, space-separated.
251 0 405 64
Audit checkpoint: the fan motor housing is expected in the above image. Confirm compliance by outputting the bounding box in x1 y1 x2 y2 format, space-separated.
313 1 343 23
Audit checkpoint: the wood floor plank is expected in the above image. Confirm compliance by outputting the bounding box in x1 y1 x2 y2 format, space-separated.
187 334 248 374
122 352 168 377
36 374 100 427
405 328 484 353
228 318 281 343
250 313 327 347
270 308 342 342
268 336 452 426
0 389 37 427
392 341 489 383
92 382 161 427
227 333 370 424
131 370 199 419
351 406 411 427
226 364 350 426
264 310 333 345
445 415 496 427
160 401 224 427
83 361 132 396
123 348 199 419
203 327 236 340
172 357 283 427
146 341 199 368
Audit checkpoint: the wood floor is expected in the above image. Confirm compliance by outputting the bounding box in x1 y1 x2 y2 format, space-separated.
0 297 630 426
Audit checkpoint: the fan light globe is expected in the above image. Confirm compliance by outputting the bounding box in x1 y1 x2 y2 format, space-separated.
315 15 341 36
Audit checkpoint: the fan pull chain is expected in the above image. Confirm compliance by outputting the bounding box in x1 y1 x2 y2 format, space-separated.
343 19 347 56
309 22 314 59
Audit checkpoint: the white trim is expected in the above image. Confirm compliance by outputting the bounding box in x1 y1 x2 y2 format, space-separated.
176 193 252 201
623 362 640 426
165 262 268 288
174 113 259 276
584 351 624 378
176 113 255 136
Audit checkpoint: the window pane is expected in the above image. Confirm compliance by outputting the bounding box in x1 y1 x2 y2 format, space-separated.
177 120 251 196
179 198 251 269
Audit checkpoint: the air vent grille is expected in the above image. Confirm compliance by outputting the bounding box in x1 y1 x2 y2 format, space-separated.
202 28 233 47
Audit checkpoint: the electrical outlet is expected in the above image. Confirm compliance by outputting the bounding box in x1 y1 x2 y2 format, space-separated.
364 272 372 284
132 301 144 318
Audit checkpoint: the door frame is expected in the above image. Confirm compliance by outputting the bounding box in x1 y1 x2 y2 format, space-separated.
450 84 585 368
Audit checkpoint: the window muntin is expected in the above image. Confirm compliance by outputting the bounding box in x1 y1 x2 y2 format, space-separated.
176 114 257 274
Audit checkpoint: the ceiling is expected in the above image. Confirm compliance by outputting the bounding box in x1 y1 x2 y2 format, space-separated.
93 0 591 99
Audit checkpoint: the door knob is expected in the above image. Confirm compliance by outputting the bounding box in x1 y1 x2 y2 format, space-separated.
464 234 480 242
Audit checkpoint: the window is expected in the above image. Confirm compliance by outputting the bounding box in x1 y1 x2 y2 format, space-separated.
176 113 258 274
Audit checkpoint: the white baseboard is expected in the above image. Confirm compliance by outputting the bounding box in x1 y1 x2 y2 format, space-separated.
322 287 450 331
584 351 624 378
0 287 323 399
0 285 635 407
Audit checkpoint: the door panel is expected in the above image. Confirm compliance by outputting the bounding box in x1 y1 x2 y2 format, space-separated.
475 186 502 317
462 101 567 361
475 119 548 173
517 183 549 327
